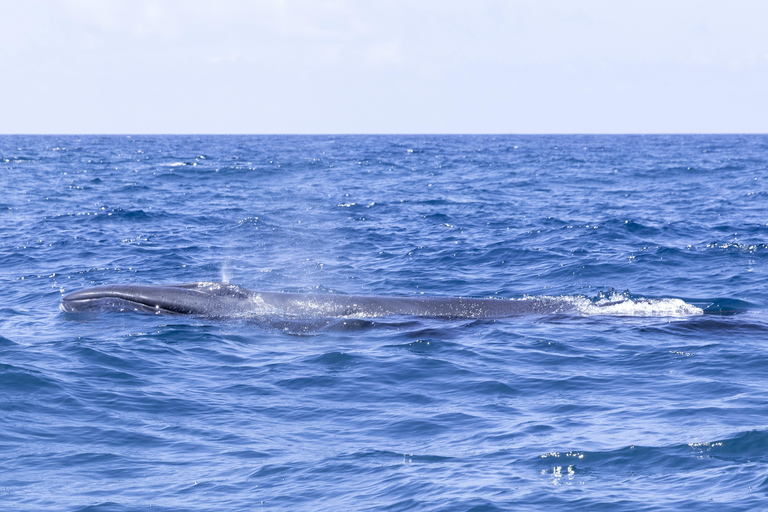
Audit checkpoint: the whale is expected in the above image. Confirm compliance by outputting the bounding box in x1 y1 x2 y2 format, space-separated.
60 281 571 319
60 281 706 320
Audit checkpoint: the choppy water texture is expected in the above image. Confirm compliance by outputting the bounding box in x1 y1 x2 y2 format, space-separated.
1 135 768 511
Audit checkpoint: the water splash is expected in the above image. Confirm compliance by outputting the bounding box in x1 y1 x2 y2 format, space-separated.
569 290 703 317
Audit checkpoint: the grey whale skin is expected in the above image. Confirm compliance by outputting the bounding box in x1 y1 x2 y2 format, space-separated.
60 282 566 319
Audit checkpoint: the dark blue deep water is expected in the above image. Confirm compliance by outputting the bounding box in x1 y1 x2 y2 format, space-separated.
2 135 768 511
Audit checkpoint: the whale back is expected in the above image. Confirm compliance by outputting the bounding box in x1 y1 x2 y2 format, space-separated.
60 281 556 319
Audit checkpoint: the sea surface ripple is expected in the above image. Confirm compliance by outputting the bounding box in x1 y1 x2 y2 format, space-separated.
1 135 768 511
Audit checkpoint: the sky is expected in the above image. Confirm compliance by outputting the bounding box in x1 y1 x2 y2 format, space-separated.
1 0 766 134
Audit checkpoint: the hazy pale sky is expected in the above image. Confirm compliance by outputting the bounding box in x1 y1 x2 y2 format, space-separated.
1 0 766 134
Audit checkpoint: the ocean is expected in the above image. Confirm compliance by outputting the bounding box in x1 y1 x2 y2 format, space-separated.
1 134 767 510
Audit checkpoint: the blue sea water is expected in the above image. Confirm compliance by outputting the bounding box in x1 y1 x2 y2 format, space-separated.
1 134 767 511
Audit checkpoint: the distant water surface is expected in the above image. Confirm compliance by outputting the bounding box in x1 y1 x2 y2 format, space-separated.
1 135 767 510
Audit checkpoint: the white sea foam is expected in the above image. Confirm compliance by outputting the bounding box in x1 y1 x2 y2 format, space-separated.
565 293 704 317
